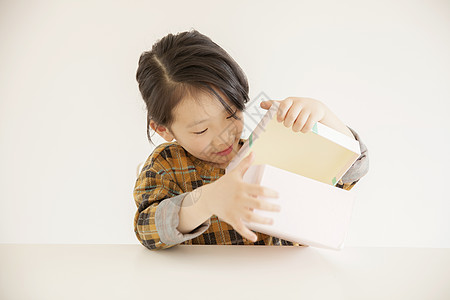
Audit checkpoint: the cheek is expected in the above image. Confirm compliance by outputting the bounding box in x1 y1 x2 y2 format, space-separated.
191 138 212 157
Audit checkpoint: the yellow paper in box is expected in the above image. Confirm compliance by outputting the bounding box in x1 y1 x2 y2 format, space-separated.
226 102 361 185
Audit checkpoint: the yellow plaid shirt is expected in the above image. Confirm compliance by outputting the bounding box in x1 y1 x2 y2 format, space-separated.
133 126 369 250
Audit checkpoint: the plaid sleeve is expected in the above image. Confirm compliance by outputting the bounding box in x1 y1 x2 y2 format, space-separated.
335 126 369 191
155 193 211 245
133 160 210 251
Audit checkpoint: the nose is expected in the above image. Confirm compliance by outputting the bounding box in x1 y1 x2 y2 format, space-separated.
211 122 238 151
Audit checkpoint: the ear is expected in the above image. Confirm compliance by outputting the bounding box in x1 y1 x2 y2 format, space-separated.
149 120 175 142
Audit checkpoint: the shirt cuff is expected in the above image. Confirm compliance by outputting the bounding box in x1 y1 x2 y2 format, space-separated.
340 126 369 183
155 192 211 245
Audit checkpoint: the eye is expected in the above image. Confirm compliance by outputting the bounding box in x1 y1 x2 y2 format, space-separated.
194 129 208 135
193 110 238 135
227 109 238 119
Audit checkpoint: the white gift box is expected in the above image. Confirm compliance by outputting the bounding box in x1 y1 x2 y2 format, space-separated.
225 102 361 250
241 164 356 250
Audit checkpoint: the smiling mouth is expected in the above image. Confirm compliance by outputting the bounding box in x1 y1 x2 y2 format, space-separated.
214 144 233 154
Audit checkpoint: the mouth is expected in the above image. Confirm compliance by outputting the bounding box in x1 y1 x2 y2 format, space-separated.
213 143 233 156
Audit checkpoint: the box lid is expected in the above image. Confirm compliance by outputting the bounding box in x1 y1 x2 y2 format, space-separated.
226 102 361 186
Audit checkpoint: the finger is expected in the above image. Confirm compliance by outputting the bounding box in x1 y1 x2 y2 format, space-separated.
283 104 303 128
292 109 310 133
277 99 293 123
300 116 317 134
260 101 271 109
245 183 279 198
243 196 282 213
242 209 275 226
260 100 280 110
235 151 255 176
234 220 258 242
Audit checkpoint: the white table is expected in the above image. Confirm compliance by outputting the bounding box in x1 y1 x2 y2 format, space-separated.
1 244 449 300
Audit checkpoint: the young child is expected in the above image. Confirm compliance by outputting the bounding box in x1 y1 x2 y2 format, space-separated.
133 29 369 251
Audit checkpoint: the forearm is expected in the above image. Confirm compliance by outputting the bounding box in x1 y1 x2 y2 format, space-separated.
319 106 355 139
177 185 212 234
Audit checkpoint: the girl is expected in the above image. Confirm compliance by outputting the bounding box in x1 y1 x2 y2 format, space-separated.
133 29 369 250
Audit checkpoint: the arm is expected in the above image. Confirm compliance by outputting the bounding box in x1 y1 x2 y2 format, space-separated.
318 106 369 190
177 185 212 234
133 161 211 250
319 106 354 138
335 126 369 191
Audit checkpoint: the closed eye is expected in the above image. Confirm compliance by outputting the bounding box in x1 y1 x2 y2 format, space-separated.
194 129 207 135
227 109 238 119
193 109 238 135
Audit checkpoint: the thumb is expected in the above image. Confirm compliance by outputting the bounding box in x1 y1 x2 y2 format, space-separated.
260 101 271 109
260 100 280 110
236 151 255 176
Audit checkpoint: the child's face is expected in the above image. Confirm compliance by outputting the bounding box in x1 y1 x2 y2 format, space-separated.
152 88 244 169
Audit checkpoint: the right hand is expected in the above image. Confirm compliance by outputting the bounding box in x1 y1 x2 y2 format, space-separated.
203 152 282 242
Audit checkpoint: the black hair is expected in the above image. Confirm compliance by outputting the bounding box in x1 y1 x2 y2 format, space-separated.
135 28 250 146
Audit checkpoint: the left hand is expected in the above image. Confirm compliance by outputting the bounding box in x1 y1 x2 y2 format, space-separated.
260 97 328 133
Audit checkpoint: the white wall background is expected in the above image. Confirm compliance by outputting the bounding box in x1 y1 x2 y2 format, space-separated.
1 0 449 247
